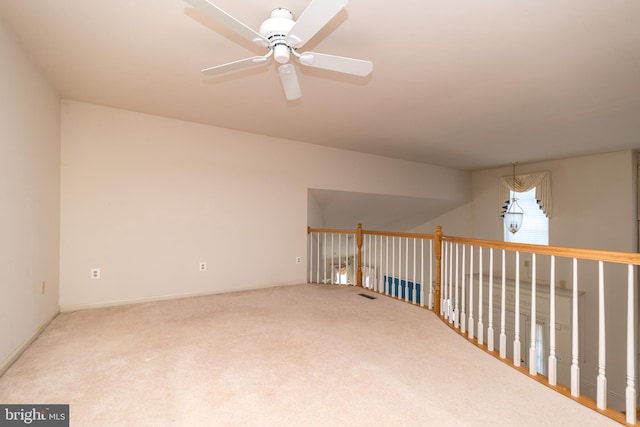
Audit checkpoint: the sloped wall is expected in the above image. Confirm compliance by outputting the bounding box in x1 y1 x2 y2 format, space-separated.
60 101 470 310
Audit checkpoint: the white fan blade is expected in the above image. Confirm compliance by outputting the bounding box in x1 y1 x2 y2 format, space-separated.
298 52 373 76
185 0 269 47
202 56 269 76
285 0 348 49
278 64 302 100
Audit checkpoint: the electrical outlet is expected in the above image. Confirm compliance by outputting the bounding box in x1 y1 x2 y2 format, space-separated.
296 256 302 264
524 260 529 267
41 281 45 294
91 268 101 279
199 262 207 271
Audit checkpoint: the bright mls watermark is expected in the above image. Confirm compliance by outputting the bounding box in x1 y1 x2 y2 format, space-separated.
0 405 69 426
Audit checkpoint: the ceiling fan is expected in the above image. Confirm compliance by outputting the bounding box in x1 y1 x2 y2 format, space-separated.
184 0 373 100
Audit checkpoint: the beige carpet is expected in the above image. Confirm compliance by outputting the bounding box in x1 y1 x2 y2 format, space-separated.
0 284 620 426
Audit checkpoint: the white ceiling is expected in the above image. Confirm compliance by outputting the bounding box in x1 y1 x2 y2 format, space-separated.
1 0 639 172
2 1 639 229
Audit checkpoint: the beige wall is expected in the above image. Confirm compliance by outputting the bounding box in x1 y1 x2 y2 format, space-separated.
414 150 637 252
0 23 61 372
59 101 470 310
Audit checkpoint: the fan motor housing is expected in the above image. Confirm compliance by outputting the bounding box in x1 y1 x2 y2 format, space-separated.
259 9 295 64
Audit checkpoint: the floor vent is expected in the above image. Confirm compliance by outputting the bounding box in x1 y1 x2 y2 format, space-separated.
358 293 376 300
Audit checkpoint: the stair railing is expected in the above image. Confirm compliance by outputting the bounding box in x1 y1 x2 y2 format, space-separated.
307 224 640 425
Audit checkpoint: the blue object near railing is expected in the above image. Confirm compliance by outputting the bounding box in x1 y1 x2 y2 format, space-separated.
384 275 421 304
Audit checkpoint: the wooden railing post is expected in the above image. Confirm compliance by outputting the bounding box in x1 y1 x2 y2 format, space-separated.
356 223 363 287
434 226 443 316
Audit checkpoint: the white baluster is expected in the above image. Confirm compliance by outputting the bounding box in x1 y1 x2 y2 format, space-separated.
352 233 356 285
349 234 352 286
450 242 455 320
366 234 370 288
374 235 378 292
461 244 467 333
399 237 403 300
380 235 384 293
376 236 384 293
488 248 495 352
353 234 360 288
420 239 425 307
428 240 433 310
323 233 328 284
500 249 507 359
442 241 448 317
514 251 521 367
548 255 557 386
308 232 313 283
379 236 383 292
443 241 447 318
413 238 417 304
454 243 459 327
448 241 452 318
397 236 401 298
368 234 372 289
571 258 580 397
338 233 342 285
529 254 537 376
468 245 474 339
365 234 369 287
330 234 335 284
392 237 396 298
625 263 636 424
405 237 409 302
364 234 368 288
596 260 607 409
316 232 320 283
385 236 389 295
353 234 357 286
477 247 484 345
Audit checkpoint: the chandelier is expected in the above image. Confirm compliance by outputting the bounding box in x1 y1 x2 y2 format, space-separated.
504 161 524 234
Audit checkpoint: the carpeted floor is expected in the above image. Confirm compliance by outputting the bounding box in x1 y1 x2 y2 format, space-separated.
0 284 621 426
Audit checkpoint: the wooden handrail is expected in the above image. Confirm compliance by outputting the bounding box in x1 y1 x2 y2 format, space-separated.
362 230 436 239
307 227 434 240
442 235 640 266
308 226 357 234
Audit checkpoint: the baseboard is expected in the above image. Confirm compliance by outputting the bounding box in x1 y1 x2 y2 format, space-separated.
59 282 303 312
582 379 627 412
0 310 60 377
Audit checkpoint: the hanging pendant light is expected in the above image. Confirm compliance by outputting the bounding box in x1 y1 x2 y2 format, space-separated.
504 161 525 234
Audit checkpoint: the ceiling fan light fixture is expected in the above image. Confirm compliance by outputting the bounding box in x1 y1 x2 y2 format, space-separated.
273 44 291 64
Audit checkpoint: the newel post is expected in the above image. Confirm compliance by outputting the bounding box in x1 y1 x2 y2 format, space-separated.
356 223 363 287
434 226 443 315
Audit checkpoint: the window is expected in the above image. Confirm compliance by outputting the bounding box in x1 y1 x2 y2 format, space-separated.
504 187 549 245
535 323 547 376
